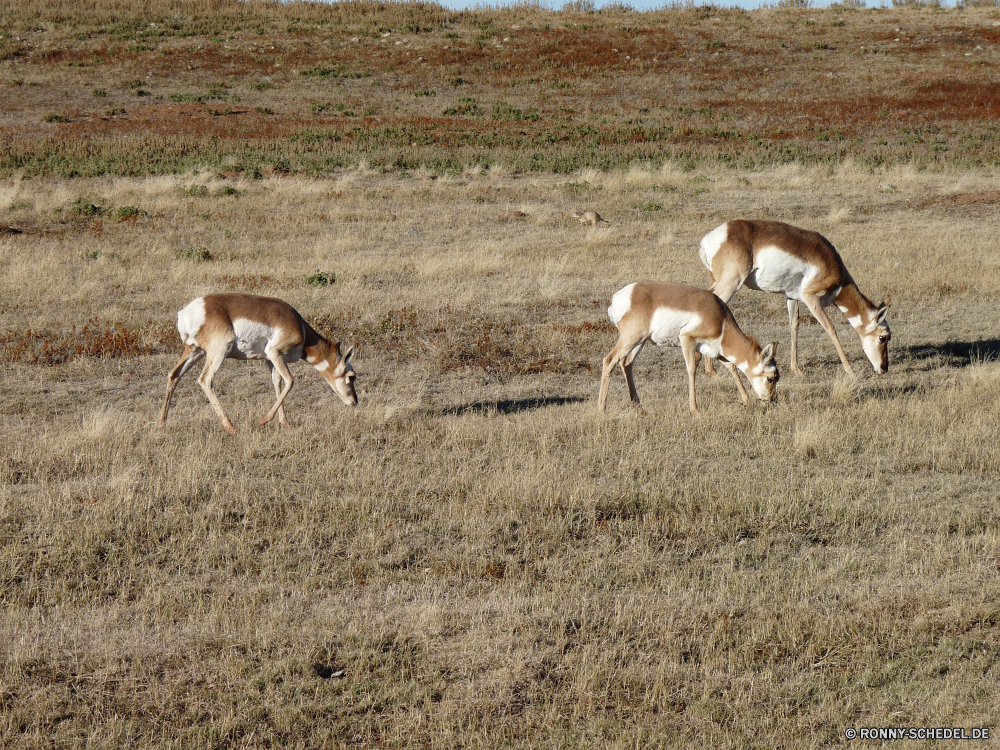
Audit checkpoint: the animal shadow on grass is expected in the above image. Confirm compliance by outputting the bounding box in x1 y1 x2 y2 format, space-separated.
900 339 1000 368
852 381 923 403
440 395 587 416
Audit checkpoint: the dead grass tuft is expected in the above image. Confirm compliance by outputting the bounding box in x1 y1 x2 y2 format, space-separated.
0 320 174 364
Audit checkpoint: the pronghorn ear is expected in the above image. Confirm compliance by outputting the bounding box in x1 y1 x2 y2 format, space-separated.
761 342 778 362
876 304 889 326
341 344 355 364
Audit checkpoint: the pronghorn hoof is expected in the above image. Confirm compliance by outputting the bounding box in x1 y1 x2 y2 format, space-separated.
223 424 237 434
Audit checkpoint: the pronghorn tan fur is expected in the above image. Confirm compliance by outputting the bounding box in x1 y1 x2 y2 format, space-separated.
699 220 890 377
158 293 357 433
598 282 779 415
571 210 608 226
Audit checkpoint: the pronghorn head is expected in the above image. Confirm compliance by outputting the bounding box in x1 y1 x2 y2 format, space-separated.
748 341 780 403
307 341 357 406
860 302 890 374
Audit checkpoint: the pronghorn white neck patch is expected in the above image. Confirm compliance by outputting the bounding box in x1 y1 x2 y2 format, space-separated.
313 358 330 372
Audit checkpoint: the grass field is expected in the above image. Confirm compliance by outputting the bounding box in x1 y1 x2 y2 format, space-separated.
3 0 1000 176
3 1 1000 748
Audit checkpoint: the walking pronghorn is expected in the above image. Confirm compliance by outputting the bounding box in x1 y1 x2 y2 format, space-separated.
699 220 890 377
158 294 357 433
598 281 779 415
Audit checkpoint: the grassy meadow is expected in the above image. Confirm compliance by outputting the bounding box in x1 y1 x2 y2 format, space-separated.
3 1 1000 748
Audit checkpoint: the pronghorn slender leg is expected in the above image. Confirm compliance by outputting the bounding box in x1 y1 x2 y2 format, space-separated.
258 352 295 427
619 341 646 409
599 341 626 413
801 294 856 377
158 345 206 429
264 360 292 428
680 335 701 415
599 334 643 412
197 342 237 434
787 298 803 374
719 359 750 405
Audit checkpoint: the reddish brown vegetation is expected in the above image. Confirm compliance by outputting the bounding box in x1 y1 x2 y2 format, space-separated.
913 190 1000 216
309 304 605 377
2 2 1000 174
0 320 175 365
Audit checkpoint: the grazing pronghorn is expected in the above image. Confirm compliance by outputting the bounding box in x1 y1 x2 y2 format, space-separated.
571 210 608 226
699 220 890 377
158 294 357 433
598 281 779 415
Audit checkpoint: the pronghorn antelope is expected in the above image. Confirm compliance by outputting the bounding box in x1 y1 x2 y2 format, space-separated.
598 281 779 415
571 210 608 226
699 220 890 377
158 294 357 433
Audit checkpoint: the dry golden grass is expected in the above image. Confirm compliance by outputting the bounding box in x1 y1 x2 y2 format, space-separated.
2 160 1000 747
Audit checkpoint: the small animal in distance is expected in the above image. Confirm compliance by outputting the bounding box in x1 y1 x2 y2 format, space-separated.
571 210 609 226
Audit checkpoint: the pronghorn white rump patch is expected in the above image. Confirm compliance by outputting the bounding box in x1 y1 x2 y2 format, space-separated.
608 283 637 327
232 319 277 360
649 308 700 347
699 222 729 270
177 297 207 346
747 246 817 298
